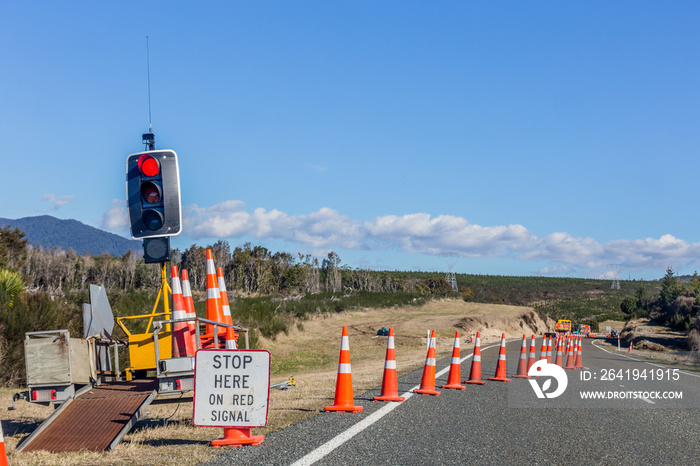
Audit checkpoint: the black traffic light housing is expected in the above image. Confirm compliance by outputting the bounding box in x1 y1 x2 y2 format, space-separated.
126 149 182 239
143 237 171 263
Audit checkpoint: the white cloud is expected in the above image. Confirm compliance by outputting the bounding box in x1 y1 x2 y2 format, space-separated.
41 194 74 210
100 198 700 273
99 199 130 233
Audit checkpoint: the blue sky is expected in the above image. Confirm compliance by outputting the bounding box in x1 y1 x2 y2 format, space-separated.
2 1 700 279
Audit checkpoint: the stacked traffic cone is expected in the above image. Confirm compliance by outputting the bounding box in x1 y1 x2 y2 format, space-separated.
170 266 197 357
211 427 264 447
414 330 441 395
512 334 530 378
554 338 564 367
464 331 486 385
205 249 226 341
527 334 537 372
373 328 405 402
441 332 465 390
546 336 552 363
0 421 7 466
325 326 363 412
217 267 235 327
574 337 585 369
180 269 197 319
180 269 198 333
488 333 512 382
564 337 576 370
225 326 238 349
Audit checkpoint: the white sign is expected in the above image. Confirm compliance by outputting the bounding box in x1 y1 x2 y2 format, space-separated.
193 349 271 428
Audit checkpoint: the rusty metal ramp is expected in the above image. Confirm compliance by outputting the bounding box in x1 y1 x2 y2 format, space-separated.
18 379 158 453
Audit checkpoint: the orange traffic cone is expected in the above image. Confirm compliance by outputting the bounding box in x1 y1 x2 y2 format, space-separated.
564 338 576 369
513 334 530 379
554 338 564 367
470 331 474 343
217 267 235 327
373 328 405 402
211 427 264 447
441 332 465 390
414 330 441 395
539 335 548 361
527 334 537 372
574 337 585 369
325 327 363 412
629 340 633 353
464 331 486 385
171 266 197 357
488 333 512 382
205 249 226 341
0 421 7 466
180 269 198 324
546 336 552 363
224 325 238 349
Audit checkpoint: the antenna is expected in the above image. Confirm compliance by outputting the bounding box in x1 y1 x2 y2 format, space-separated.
142 36 155 150
441 253 460 292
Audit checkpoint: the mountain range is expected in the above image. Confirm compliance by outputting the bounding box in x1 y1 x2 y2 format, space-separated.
0 215 141 257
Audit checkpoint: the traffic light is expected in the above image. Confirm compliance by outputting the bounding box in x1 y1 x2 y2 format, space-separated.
126 150 182 239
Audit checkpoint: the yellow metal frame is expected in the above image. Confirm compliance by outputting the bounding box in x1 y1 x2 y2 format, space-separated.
116 263 173 373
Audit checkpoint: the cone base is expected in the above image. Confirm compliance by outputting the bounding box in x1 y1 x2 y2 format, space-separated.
373 395 406 402
564 366 577 370
440 383 466 390
573 364 585 369
487 377 512 382
464 379 486 385
512 374 530 379
211 428 264 447
325 405 363 412
413 388 441 396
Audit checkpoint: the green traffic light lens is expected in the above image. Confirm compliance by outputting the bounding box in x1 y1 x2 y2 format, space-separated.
142 209 164 231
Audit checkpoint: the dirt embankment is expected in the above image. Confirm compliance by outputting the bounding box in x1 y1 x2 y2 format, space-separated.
620 319 688 351
455 309 554 341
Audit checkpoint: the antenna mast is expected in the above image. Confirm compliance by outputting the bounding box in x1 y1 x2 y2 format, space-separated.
609 264 621 290
142 36 155 150
441 253 460 292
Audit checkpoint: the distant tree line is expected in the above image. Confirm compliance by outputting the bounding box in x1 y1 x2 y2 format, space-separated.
620 267 700 332
3 232 447 297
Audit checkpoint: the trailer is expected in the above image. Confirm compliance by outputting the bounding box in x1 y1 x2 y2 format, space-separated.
15 285 248 453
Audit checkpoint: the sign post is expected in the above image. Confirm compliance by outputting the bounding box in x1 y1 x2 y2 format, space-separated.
193 349 271 447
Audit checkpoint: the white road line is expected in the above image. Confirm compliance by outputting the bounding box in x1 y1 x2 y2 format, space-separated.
290 340 506 466
591 340 700 378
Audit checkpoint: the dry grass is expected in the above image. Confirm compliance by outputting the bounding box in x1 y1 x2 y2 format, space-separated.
2 299 547 465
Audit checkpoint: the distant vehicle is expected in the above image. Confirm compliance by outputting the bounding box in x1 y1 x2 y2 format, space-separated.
555 319 572 333
544 332 557 340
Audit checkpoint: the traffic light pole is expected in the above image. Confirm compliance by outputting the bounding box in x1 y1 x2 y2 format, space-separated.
140 130 171 333
146 262 172 333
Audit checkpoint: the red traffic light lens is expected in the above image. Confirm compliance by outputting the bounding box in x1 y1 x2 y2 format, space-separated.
138 154 160 177
140 182 162 204
142 209 164 231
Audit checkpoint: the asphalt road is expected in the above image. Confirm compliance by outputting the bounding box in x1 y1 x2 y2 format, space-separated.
207 337 700 465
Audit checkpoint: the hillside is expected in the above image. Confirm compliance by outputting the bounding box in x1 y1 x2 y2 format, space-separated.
0 215 140 257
